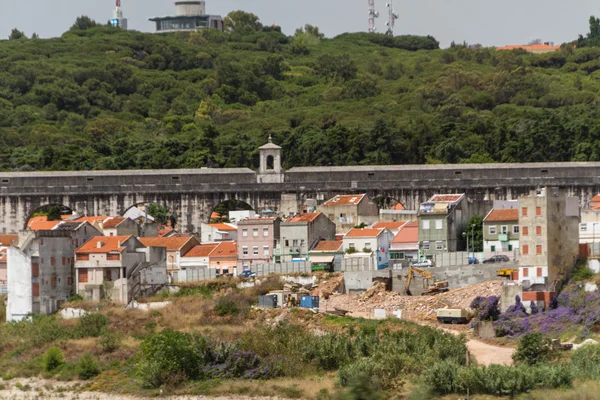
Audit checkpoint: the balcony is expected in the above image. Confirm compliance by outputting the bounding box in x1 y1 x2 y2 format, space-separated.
498 234 509 242
273 247 282 256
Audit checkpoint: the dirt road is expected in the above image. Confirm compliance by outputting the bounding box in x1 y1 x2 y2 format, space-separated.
466 337 514 366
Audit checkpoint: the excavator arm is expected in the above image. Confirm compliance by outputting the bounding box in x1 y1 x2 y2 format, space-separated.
405 266 438 296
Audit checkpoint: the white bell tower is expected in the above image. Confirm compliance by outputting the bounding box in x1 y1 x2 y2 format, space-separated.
257 135 283 183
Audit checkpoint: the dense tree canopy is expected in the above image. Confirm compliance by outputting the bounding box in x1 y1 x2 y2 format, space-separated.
2 14 600 172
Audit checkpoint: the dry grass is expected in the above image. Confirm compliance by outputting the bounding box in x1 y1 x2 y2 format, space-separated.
208 374 338 399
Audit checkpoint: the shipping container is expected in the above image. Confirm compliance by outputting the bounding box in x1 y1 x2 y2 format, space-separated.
300 296 320 309
436 308 469 324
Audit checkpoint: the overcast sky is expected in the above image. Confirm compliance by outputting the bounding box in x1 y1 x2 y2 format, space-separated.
0 0 598 48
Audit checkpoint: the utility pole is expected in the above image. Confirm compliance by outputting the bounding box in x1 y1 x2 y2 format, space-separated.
368 0 379 33
385 1 399 35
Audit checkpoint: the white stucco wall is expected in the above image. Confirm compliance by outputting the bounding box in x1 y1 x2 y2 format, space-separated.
7 246 33 322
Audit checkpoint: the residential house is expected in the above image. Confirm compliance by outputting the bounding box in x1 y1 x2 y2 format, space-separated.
200 222 238 243
6 222 102 321
379 203 418 223
372 222 407 236
139 236 199 272
390 221 419 262
418 194 469 258
309 240 343 271
342 228 394 269
317 194 379 233
101 217 137 237
180 243 219 270
279 213 336 262
237 218 281 269
75 236 167 304
0 235 17 291
208 241 237 274
579 208 600 249
483 209 520 261
518 187 580 287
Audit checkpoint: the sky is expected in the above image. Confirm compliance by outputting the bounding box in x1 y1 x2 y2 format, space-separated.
0 0 599 48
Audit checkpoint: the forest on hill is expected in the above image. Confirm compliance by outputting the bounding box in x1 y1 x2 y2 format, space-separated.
3 13 600 171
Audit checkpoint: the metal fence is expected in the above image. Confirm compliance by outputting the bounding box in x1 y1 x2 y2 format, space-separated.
171 268 217 283
250 262 311 276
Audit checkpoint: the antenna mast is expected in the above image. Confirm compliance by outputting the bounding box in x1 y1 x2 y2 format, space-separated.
368 0 379 33
116 0 121 7
386 1 399 35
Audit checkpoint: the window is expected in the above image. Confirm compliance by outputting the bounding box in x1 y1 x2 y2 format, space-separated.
423 241 430 250
32 263 39 277
300 239 305 247
508 244 513 251
242 229 248 237
435 220 443 230
62 256 66 265
501 226 508 234
105 270 112 281
242 246 248 255
513 226 520 234
536 226 542 235
79 269 88 283
253 229 258 237
536 207 542 216
536 245 542 255
522 207 528 217
522 245 529 255
285 240 289 247
253 246 259 255
581 223 588 232
107 254 120 261
523 267 529 278
489 226 497 235
67 277 72 286
50 257 55 265
50 276 56 288
32 283 40 297
292 239 299 247
263 246 269 256
436 241 443 250
76 254 89 261
422 220 430 230
537 267 543 277
491 245 496 252
522 226 529 236
363 242 371 250
263 227 269 237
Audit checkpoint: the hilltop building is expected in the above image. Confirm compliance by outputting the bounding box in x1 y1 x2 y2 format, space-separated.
149 1 224 33
317 194 379 234
109 0 128 30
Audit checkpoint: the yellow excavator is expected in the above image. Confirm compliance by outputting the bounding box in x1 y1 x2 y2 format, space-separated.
405 266 449 296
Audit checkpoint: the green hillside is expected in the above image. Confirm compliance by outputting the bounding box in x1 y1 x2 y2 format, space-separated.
2 15 600 171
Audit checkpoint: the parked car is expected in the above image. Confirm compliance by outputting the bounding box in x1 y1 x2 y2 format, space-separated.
412 259 434 268
482 255 510 264
240 270 257 279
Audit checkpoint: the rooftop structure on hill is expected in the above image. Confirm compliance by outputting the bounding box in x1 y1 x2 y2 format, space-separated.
149 1 224 33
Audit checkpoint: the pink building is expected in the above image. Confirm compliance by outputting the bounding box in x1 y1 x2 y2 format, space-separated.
237 218 281 269
209 241 238 274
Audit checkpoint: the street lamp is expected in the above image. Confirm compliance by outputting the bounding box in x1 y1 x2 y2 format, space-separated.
471 224 476 259
462 231 469 258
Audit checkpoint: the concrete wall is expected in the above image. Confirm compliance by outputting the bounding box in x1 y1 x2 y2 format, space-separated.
344 270 392 294
6 246 32 321
501 283 523 313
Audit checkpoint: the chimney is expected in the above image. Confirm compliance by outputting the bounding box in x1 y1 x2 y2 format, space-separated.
97 241 104 248
118 240 121 247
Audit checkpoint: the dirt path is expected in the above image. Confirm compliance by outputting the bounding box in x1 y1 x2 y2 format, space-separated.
465 337 514 366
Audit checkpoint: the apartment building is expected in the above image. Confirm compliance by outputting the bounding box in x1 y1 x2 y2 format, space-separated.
317 194 379 233
279 213 336 262
483 209 520 261
418 194 469 258
237 217 281 268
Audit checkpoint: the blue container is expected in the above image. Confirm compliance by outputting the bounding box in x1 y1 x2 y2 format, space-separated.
300 296 320 309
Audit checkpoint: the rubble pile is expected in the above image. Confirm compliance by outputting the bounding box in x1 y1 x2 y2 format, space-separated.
311 274 344 299
321 280 504 322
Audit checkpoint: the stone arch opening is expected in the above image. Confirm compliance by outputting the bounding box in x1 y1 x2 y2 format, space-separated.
209 199 255 223
266 155 275 170
122 202 177 233
25 204 74 230
372 196 405 211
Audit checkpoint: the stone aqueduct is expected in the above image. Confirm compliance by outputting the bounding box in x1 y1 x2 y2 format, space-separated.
3 161 600 234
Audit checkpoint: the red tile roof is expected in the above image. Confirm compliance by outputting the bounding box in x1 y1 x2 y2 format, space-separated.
139 236 197 251
103 217 126 229
392 203 405 210
72 216 112 224
484 209 519 222
28 220 62 231
158 226 175 237
345 228 384 238
392 221 419 244
592 194 600 203
372 222 407 230
210 241 237 258
209 223 237 231
429 194 464 203
321 194 366 207
286 212 321 223
312 240 343 252
591 203 600 211
183 243 219 258
76 236 131 254
0 234 18 246
0 254 6 262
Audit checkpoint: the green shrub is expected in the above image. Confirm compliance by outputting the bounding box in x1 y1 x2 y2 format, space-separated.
334 372 386 400
55 362 77 381
422 360 458 395
572 343 600 379
76 353 100 380
76 313 109 337
214 299 240 316
43 346 65 372
512 333 553 365
67 294 84 302
98 330 120 353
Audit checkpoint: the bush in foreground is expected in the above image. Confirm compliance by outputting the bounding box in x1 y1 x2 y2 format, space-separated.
43 346 65 372
76 352 100 380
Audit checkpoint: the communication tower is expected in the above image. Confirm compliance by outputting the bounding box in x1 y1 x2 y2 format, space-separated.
110 0 128 29
368 0 379 33
385 1 399 35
